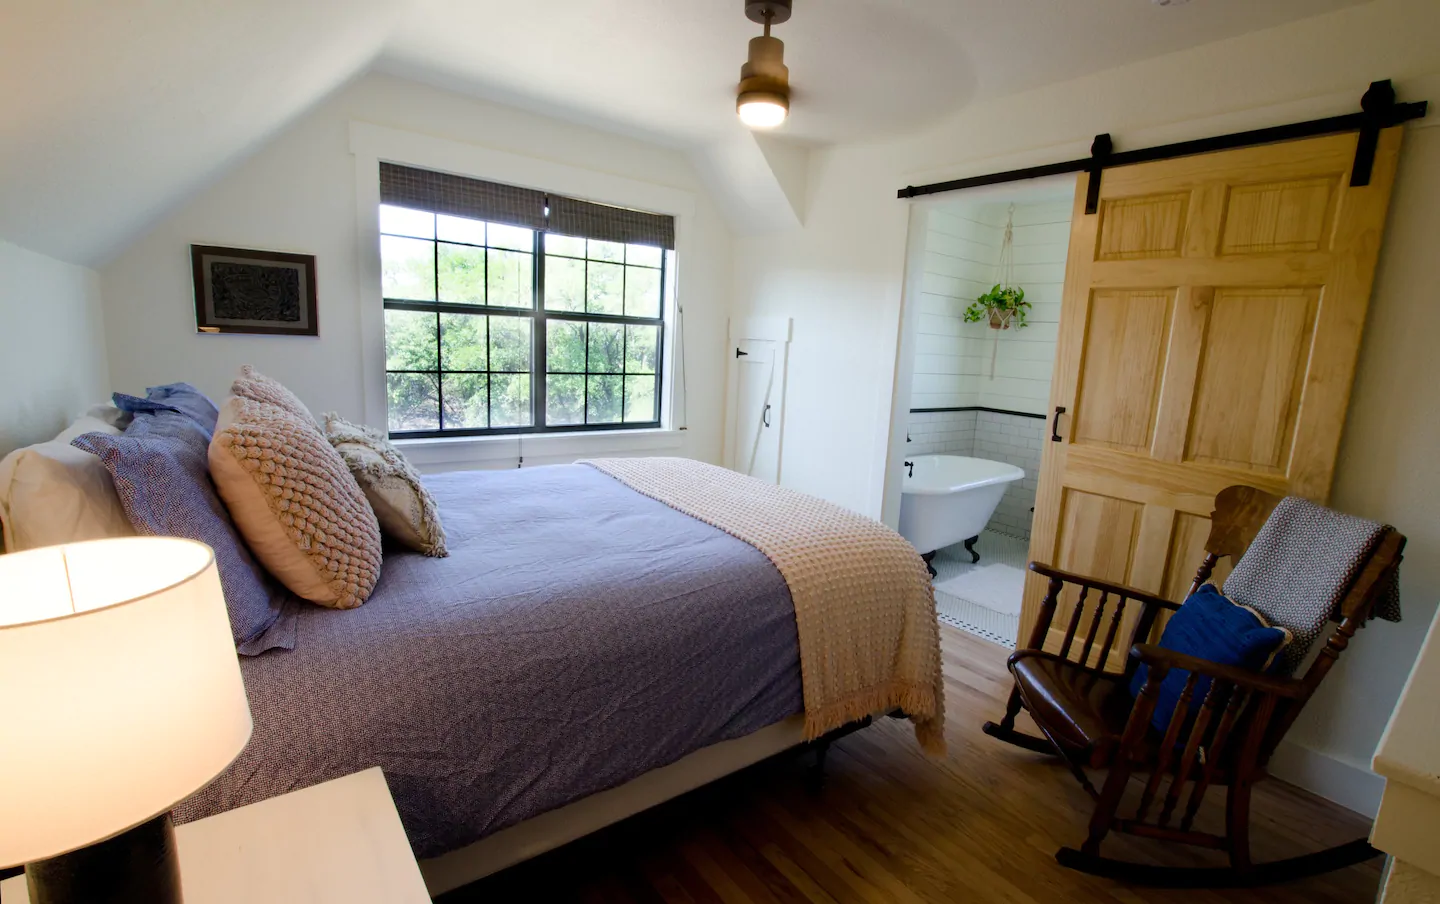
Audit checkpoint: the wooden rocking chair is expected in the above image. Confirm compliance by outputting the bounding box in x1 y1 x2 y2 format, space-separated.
982 486 1406 887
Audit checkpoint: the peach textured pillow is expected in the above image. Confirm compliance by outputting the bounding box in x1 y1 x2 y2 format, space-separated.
209 396 382 609
230 365 318 429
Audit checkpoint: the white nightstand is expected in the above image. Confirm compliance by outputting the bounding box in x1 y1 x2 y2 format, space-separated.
2 768 430 904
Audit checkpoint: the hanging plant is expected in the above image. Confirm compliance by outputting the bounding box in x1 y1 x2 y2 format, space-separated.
964 204 1030 332
965 283 1029 330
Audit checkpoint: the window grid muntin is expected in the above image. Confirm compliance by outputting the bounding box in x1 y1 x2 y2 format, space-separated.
381 210 665 438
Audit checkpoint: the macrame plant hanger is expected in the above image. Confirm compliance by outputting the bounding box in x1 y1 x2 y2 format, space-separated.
991 203 1016 379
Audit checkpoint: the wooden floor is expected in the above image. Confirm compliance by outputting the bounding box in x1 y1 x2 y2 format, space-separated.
443 626 1381 903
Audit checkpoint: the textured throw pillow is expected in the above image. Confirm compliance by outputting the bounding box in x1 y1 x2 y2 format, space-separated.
322 413 447 557
71 409 292 653
209 396 382 609
112 382 219 435
0 413 135 551
1130 584 1291 732
229 365 317 429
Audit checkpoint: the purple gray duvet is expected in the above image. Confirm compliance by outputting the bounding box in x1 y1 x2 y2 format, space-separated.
175 464 803 858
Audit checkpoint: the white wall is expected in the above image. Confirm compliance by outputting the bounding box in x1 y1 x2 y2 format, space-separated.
733 145 910 516
978 201 1067 413
912 199 1068 414
98 72 735 468
912 209 998 410
734 0 1440 813
1270 123 1440 816
0 240 108 459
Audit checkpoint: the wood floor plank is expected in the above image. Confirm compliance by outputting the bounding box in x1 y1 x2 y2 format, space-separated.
679 832 782 904
710 823 823 904
446 625 1382 903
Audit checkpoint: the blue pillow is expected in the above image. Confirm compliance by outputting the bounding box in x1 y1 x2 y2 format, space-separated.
72 408 295 654
1130 584 1289 733
113 383 219 435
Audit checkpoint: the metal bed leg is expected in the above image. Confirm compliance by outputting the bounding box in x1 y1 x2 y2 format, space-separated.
807 739 831 793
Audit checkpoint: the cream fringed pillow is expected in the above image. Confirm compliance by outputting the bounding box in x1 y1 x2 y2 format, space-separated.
322 413 448 557
209 397 382 609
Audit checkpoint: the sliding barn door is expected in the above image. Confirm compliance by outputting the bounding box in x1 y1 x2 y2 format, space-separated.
1022 128 1404 647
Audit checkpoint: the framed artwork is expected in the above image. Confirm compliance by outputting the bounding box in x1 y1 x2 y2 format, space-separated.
191 245 318 336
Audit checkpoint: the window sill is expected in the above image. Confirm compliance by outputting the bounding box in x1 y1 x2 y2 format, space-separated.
395 428 685 473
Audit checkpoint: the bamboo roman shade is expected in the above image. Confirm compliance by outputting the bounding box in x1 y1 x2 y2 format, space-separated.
379 162 675 249
546 195 674 250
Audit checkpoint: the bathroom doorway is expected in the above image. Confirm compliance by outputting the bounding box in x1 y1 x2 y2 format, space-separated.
888 175 1076 647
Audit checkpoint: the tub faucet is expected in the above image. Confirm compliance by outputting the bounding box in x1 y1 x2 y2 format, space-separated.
904 460 914 478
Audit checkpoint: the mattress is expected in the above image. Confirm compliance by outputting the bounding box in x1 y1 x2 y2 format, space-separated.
176 464 803 858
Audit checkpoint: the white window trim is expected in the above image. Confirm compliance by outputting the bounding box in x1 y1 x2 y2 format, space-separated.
348 121 696 457
395 428 683 474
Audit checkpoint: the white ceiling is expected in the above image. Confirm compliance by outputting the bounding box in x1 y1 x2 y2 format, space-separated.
381 0 1369 147
0 0 406 265
0 0 1369 264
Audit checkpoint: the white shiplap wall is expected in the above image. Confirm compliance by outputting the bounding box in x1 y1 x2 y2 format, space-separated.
912 208 998 410
911 200 1071 416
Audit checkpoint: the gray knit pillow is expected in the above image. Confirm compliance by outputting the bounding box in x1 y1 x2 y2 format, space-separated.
322 413 447 557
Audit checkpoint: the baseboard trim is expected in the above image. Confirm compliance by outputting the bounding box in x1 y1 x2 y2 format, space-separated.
1269 739 1385 819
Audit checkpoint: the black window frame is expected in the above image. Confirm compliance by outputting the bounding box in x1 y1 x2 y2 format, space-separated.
381 213 667 439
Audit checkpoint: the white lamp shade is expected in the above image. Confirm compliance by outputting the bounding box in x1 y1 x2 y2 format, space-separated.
0 537 252 867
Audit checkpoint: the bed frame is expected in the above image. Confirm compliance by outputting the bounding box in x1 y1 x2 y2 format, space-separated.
418 712 886 896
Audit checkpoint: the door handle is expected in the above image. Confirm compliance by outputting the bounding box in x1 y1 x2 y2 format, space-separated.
735 347 749 358
1051 406 1066 442
762 403 771 428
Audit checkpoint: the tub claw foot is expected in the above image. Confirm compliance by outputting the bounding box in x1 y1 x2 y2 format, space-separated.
963 535 980 564
921 551 937 578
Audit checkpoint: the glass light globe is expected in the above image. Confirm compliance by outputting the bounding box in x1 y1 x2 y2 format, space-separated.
738 98 787 129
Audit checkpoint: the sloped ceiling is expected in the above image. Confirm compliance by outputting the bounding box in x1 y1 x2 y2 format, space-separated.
0 0 408 265
0 0 1368 264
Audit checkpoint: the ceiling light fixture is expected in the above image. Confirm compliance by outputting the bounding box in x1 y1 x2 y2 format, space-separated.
737 0 792 129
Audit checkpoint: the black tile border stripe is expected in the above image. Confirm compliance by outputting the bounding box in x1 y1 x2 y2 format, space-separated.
909 406 1046 420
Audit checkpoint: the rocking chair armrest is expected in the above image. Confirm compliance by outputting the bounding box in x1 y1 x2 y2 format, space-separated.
1027 562 1181 614
1131 643 1305 699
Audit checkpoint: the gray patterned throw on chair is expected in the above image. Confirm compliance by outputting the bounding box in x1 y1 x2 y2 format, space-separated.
1223 497 1402 676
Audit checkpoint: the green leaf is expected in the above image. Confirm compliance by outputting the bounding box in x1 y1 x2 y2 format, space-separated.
587 322 624 373
546 320 586 373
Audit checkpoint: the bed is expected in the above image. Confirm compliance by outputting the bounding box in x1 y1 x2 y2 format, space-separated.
176 463 811 892
2 388 942 897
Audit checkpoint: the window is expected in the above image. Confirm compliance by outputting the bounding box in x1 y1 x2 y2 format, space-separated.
378 164 673 437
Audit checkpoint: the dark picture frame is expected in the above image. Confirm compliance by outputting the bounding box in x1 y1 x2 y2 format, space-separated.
191 245 318 336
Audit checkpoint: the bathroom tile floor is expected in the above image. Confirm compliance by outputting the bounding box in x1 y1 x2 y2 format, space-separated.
931 529 1029 647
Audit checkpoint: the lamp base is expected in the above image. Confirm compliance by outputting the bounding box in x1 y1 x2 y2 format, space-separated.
25 812 181 904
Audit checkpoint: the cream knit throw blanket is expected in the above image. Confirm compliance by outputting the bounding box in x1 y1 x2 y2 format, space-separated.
583 457 946 754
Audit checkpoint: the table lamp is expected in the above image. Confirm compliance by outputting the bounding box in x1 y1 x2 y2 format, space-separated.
0 537 252 904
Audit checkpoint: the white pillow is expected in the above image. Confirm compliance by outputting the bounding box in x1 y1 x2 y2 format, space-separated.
0 411 136 552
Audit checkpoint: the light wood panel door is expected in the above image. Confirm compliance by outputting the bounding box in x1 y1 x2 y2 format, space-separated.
1021 128 1405 647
